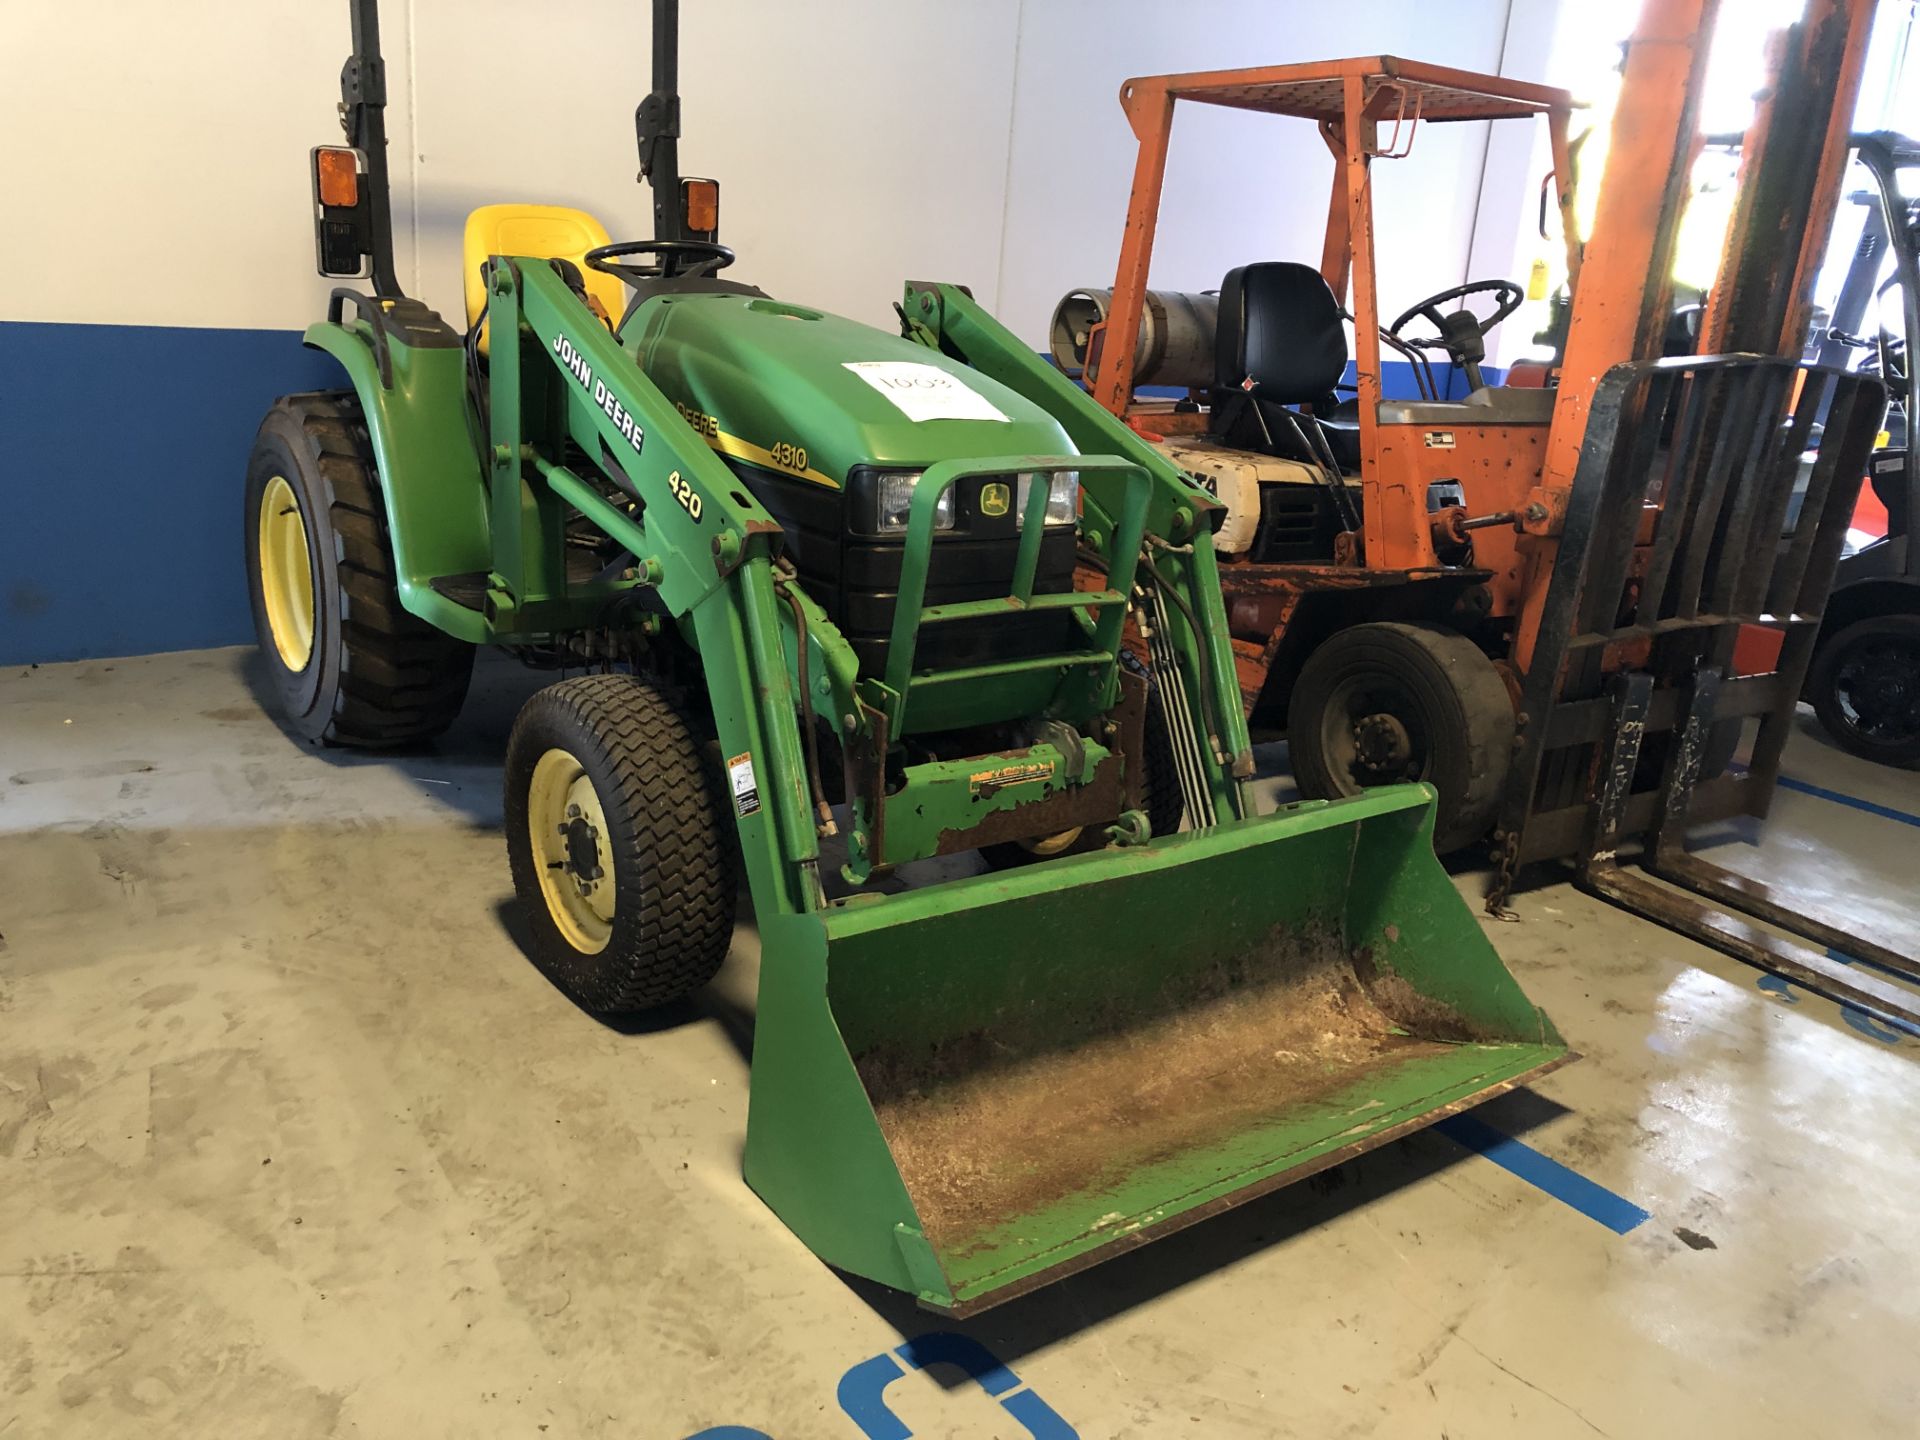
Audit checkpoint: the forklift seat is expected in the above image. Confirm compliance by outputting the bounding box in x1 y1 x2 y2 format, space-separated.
1212 261 1361 470
462 204 627 354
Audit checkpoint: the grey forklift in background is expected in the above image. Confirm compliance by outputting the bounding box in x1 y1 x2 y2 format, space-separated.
1805 132 1920 766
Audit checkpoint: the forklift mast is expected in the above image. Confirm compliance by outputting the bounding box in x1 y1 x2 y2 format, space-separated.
1517 0 1878 666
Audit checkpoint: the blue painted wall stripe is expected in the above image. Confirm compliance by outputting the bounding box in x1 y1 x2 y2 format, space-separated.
1 320 344 667
1435 1113 1651 1235
1119 357 1503 402
4 320 1506 667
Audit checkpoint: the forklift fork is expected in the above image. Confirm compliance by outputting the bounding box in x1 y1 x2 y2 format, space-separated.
1496 354 1920 1033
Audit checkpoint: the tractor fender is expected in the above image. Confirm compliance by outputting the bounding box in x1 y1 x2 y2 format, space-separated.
303 319 494 642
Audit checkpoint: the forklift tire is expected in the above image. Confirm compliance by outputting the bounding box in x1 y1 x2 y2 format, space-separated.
1808 614 1920 768
244 392 473 746
979 651 1182 869
1287 622 1513 853
504 673 738 1013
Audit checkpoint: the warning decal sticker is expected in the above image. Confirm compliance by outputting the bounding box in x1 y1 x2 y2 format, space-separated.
726 752 761 818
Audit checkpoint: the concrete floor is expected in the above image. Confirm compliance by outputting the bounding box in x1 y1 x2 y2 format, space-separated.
2 646 1916 1439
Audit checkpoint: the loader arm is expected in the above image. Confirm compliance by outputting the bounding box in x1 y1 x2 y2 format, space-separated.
488 257 827 919
902 281 1258 806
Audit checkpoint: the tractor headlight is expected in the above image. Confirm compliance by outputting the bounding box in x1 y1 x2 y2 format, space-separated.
1015 471 1080 528
871 470 955 535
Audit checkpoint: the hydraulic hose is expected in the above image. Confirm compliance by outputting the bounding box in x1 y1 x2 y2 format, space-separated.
1139 546 1230 767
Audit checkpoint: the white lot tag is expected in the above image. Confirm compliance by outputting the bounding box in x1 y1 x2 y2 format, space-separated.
727 752 761 818
844 362 1010 423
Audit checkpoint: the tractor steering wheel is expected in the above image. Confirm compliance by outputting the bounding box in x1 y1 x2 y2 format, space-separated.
1387 279 1525 393
585 239 737 285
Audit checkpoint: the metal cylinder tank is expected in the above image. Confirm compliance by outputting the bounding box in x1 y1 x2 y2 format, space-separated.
1049 287 1218 390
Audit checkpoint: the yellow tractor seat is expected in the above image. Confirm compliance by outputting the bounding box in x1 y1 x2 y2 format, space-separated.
462 204 628 354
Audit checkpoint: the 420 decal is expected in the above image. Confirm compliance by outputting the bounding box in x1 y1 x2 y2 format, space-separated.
667 470 704 521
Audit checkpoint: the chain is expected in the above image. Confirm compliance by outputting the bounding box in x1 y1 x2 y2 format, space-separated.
1484 828 1521 922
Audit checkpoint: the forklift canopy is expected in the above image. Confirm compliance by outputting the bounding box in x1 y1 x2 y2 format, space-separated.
1141 56 1573 124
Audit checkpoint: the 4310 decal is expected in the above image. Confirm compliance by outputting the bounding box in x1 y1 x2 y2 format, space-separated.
768 440 808 473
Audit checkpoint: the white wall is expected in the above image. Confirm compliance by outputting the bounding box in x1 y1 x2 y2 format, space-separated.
0 0 1023 334
2 0 1537 344
2 1 349 330
995 0 1521 348
403 0 1023 330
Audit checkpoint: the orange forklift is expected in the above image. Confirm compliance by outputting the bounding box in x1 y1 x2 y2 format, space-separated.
1052 0 1920 1029
1058 56 1583 850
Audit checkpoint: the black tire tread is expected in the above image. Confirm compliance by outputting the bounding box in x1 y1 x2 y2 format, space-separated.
1287 621 1513 853
265 392 473 746
1809 613 1920 768
505 674 736 1012
1124 647 1185 843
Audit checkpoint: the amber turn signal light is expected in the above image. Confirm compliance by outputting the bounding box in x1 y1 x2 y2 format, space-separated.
315 147 361 208
682 178 719 235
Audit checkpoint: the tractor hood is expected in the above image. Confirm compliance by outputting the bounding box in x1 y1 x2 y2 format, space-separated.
623 294 1075 487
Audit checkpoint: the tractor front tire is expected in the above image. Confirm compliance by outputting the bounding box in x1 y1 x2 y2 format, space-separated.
1287 622 1513 853
504 674 738 1014
244 392 473 746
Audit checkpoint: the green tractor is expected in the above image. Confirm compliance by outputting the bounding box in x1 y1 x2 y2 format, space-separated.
244 0 1567 1315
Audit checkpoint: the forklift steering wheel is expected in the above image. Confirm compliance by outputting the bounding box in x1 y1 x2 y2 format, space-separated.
585 240 737 284
1387 279 1525 353
1387 279 1524 392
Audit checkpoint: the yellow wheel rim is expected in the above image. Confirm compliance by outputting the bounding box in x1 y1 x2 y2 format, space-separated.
527 747 617 954
258 475 315 671
1022 826 1084 858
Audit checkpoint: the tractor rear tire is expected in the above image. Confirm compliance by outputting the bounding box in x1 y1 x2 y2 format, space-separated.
504 674 738 1014
244 392 473 746
1286 622 1513 853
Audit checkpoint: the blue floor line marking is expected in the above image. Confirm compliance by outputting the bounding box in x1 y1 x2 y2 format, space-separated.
837 1335 1080 1439
1435 1114 1651 1235
837 1353 911 1440
1774 773 1920 829
1824 948 1920 1042
1729 761 1920 829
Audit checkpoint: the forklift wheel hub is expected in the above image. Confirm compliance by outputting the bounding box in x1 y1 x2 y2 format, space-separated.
1837 639 1920 738
258 475 315 672
1353 712 1414 772
528 748 617 953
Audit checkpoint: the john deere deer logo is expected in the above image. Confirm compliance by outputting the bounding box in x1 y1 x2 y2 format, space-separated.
979 481 1011 517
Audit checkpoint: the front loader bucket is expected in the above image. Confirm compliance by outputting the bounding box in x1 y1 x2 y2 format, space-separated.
744 785 1566 1315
